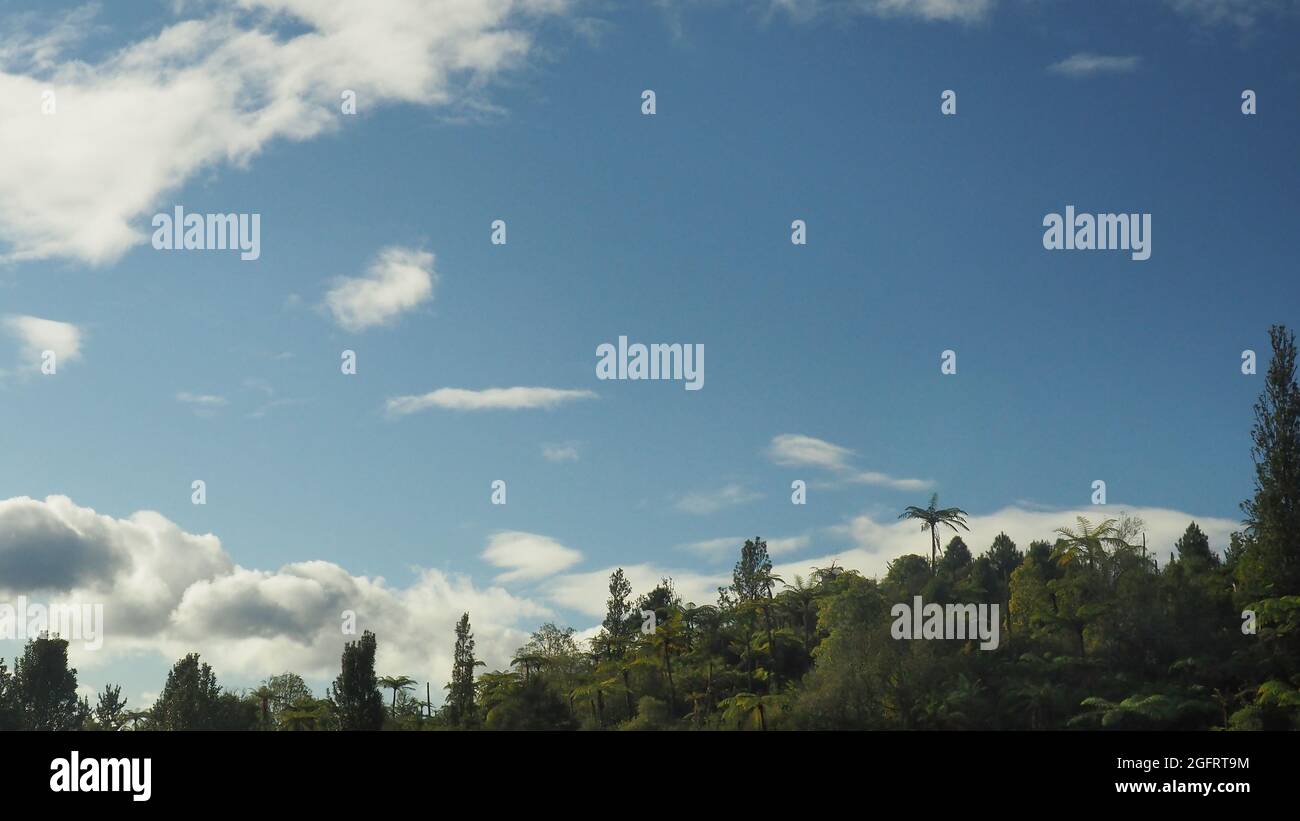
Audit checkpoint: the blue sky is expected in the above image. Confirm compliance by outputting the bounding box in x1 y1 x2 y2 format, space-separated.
0 0 1296 706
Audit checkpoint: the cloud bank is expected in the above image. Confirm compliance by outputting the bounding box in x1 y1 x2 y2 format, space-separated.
0 494 1242 697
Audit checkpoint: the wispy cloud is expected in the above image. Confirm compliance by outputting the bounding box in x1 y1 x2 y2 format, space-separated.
680 534 810 557
3 314 82 371
674 484 763 515
767 433 854 471
481 531 582 583
542 442 581 463
248 397 307 419
1165 0 1295 29
767 434 933 491
325 246 436 332
176 391 228 407
1048 53 1141 77
847 471 934 491
386 387 596 416
766 0 995 24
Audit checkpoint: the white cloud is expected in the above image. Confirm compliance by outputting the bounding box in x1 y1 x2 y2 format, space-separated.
386 386 596 415
0 495 552 690
1048 53 1141 77
681 534 810 557
1164 0 1298 29
680 536 745 554
481 531 582 583
674 483 762 514
175 391 228 407
3 314 82 369
0 6 102 73
542 442 581 462
848 471 933 491
767 433 932 491
0 1 576 264
768 433 854 470
767 0 995 23
248 397 307 419
325 246 436 332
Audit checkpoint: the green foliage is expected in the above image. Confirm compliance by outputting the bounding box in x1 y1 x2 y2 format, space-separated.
0 658 21 731
1238 325 1300 599
94 683 129 731
151 653 253 730
265 672 313 715
280 695 337 731
15 635 85 730
377 674 417 720
331 630 384 730
445 612 481 727
898 494 971 572
598 568 636 658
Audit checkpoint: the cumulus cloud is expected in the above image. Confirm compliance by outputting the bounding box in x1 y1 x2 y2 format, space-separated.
1047 53 1141 77
0 496 231 638
0 1 575 264
0 495 552 689
3 314 82 369
674 483 763 514
325 246 436 332
767 433 932 491
162 561 551 688
386 386 596 415
481 531 582 583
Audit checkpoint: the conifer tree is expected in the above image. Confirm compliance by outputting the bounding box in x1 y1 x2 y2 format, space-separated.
331 630 384 730
446 612 480 727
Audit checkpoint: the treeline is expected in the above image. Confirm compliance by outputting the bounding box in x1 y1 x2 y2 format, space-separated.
2 325 1297 731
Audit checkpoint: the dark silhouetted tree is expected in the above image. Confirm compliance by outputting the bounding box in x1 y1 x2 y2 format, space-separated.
15 635 84 730
95 683 129 731
152 653 223 730
331 630 384 730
